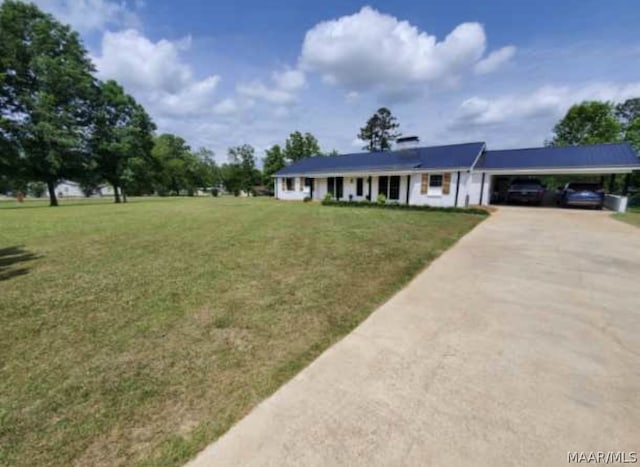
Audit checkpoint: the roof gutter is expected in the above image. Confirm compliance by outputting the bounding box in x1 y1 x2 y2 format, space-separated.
273 167 473 178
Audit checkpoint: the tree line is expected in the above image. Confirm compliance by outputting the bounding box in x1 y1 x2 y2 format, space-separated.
0 1 339 205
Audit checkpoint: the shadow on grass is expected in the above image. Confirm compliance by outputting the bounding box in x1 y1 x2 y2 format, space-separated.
0 246 40 281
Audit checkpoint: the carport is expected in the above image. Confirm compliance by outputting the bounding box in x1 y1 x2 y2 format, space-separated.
473 143 640 211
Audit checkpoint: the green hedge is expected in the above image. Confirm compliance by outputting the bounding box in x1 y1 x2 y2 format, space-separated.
320 199 489 216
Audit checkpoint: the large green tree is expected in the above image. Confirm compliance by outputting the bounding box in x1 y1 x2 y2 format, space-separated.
225 144 260 195
283 131 321 162
358 107 401 152
262 144 286 185
151 134 193 195
616 98 640 151
90 80 155 203
549 101 622 147
0 0 97 206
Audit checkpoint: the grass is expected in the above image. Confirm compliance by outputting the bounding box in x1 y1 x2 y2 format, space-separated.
612 207 640 227
0 197 484 466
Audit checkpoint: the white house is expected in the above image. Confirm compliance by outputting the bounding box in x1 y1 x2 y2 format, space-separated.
54 181 115 198
274 138 640 211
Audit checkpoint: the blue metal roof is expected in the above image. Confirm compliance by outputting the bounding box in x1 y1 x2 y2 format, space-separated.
476 143 640 171
274 142 485 176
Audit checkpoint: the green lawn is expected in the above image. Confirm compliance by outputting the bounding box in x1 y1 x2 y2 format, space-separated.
612 207 640 227
0 197 484 466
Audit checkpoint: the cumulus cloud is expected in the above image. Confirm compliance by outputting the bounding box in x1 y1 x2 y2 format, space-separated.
28 0 140 33
213 98 239 116
450 81 640 128
93 29 222 118
236 68 306 105
474 45 516 74
299 6 514 93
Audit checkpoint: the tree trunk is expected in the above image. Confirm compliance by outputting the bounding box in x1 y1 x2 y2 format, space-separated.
122 188 127 203
47 180 59 207
114 185 121 203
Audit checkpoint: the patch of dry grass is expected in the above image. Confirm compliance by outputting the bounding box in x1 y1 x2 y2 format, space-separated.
0 197 484 466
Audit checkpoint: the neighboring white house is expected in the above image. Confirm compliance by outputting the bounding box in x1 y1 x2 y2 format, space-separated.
54 181 114 198
274 139 640 211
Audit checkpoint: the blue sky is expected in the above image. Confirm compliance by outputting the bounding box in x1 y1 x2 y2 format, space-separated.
28 0 640 162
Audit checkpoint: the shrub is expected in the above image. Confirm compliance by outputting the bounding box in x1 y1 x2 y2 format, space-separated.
320 199 489 216
376 193 386 205
322 193 333 204
628 192 640 208
211 188 219 197
303 196 312 203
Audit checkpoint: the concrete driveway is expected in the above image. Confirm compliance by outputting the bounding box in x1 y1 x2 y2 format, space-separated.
188 207 640 467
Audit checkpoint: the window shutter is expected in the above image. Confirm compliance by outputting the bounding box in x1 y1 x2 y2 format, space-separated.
421 174 428 194
282 178 287 191
443 173 451 195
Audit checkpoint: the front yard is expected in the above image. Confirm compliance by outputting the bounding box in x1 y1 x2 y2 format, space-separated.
0 197 484 466
613 207 640 227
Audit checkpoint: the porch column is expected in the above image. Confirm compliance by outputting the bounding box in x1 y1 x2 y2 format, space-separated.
406 175 411 205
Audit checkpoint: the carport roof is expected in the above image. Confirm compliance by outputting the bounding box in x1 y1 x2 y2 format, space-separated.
475 143 640 171
274 142 485 176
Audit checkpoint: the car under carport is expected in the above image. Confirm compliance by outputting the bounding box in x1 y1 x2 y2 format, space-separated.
473 143 640 211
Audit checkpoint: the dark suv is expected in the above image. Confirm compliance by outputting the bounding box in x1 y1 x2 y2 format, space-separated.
559 182 605 209
506 178 545 205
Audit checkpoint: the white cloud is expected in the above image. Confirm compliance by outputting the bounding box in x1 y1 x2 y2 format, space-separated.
213 98 239 116
451 82 640 128
93 29 221 118
299 6 513 94
272 69 306 92
474 45 516 74
236 68 306 105
28 0 140 33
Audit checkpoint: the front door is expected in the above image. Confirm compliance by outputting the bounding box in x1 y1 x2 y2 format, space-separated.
335 177 344 200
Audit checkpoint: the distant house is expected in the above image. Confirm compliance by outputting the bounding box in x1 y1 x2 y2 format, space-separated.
54 181 114 198
273 138 640 210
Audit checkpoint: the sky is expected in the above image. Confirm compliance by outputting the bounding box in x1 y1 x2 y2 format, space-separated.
24 0 640 163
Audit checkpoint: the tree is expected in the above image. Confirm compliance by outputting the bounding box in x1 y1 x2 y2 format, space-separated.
262 144 286 185
151 134 193 195
90 80 155 203
615 98 640 125
283 131 321 162
226 144 259 195
0 1 97 206
358 107 401 152
549 101 622 147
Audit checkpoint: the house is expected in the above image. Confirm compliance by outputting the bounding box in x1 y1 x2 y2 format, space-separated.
273 139 640 211
54 181 114 198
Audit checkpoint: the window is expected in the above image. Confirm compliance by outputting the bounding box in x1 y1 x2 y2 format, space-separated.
388 176 400 200
427 174 443 196
356 178 364 196
285 178 294 191
377 175 400 200
327 177 335 196
429 174 443 188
